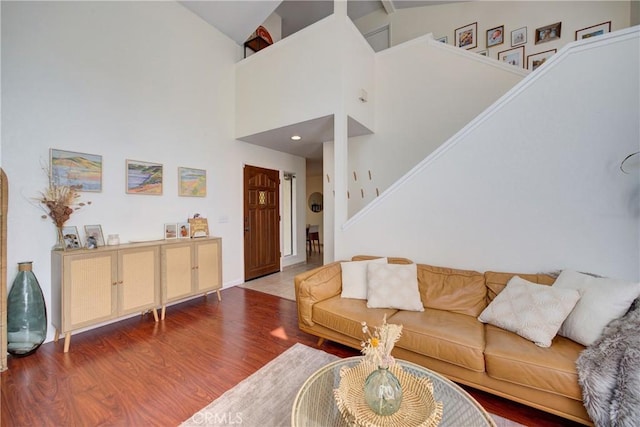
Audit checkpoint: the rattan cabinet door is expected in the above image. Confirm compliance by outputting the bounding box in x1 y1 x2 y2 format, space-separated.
118 246 160 316
193 238 221 293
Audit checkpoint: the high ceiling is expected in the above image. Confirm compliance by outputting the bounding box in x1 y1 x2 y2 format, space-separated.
178 1 460 161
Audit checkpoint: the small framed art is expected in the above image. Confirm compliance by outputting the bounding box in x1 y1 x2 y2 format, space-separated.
177 222 191 239
535 22 561 44
50 149 102 192
436 36 448 44
511 27 527 46
527 49 557 71
178 167 206 197
126 159 163 195
164 223 177 239
477 50 488 57
486 25 504 48
62 226 82 249
188 217 209 238
84 224 105 247
455 22 477 50
575 21 611 40
498 46 525 68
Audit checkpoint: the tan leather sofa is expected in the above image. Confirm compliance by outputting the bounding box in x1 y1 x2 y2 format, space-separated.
294 256 591 425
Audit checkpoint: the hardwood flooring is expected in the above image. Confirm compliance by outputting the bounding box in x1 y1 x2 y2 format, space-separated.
1 265 582 427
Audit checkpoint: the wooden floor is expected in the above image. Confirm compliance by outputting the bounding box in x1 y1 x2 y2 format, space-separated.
1 285 582 426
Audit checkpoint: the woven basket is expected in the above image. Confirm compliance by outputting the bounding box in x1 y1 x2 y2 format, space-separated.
333 361 443 427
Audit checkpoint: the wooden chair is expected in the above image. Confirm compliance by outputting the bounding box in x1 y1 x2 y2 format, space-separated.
307 225 320 252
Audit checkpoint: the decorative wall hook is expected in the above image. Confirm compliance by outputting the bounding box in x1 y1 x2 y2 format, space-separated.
620 151 639 174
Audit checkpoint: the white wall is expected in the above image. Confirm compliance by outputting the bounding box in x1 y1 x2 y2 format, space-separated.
338 28 640 282
1 1 307 342
346 36 526 215
355 1 632 60
235 14 375 140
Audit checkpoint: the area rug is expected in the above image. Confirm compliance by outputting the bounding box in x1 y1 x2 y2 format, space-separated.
182 343 525 427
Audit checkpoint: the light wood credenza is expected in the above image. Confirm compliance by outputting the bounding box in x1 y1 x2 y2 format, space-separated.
51 237 222 352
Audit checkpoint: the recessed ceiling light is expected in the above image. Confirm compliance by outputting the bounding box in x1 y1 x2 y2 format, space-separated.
291 135 302 141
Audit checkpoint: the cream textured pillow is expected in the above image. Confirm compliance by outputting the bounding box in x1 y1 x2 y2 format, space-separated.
366 263 424 311
478 276 580 347
554 270 640 346
340 257 387 299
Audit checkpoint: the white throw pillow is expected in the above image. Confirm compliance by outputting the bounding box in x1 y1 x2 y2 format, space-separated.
340 257 387 300
553 270 640 346
366 263 424 311
478 276 580 348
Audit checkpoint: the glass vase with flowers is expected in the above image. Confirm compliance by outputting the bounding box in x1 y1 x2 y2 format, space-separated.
360 315 404 416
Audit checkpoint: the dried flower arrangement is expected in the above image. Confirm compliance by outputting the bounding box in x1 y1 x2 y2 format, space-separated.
360 315 403 368
37 184 89 228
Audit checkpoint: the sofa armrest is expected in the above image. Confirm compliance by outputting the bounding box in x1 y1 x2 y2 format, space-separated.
295 261 343 327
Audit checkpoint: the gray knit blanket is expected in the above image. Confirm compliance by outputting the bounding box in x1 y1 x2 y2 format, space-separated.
576 298 640 427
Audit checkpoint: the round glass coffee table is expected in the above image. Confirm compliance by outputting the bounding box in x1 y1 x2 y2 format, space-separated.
291 357 496 427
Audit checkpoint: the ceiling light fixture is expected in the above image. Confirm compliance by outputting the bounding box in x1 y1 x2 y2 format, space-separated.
291 135 302 141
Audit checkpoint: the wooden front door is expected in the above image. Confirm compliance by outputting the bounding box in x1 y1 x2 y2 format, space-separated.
244 165 280 281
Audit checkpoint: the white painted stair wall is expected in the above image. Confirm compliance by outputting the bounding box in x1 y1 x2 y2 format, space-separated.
337 27 640 281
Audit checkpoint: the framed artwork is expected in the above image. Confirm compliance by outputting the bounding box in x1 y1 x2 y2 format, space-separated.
164 223 177 239
436 36 448 44
455 22 477 49
178 167 206 197
527 49 557 71
177 222 191 239
126 160 163 195
575 21 611 40
498 46 525 68
50 149 102 192
84 224 105 247
511 27 527 46
535 22 561 44
61 226 82 249
188 217 209 238
486 25 504 48
477 50 488 56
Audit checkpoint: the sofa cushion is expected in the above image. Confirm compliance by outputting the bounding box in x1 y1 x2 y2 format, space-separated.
389 309 486 373
553 270 640 346
484 271 556 302
340 257 387 300
417 264 486 317
313 296 398 342
478 276 580 348
484 324 584 400
366 263 424 311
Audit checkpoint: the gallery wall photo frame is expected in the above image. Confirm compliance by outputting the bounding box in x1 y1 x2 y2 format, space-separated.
511 27 527 47
575 21 611 40
454 22 477 50
498 46 525 68
61 225 82 249
535 22 562 44
436 36 448 44
84 224 105 247
50 149 102 192
486 25 504 48
178 167 206 197
527 49 557 71
126 159 163 195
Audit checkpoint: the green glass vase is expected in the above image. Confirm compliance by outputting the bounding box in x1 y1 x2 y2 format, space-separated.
363 366 403 416
7 262 48 356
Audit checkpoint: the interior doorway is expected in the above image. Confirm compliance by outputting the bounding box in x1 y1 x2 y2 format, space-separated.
243 165 281 281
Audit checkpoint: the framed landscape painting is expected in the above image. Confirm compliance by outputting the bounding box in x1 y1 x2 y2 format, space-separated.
178 167 206 197
126 160 163 195
527 49 557 71
50 149 102 192
575 21 611 40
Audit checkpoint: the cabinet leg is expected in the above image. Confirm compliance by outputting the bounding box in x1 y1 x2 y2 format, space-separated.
54 329 60 343
152 308 159 322
317 337 325 346
216 289 222 301
63 333 71 353
161 306 166 320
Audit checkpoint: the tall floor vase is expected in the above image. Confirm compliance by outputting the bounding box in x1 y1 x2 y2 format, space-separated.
7 262 47 356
